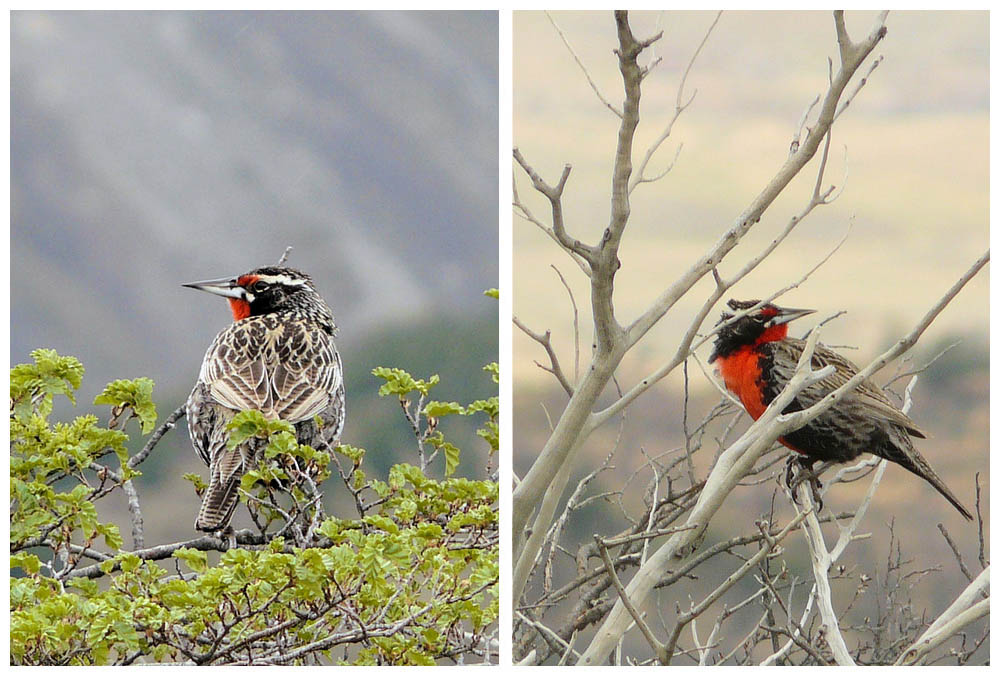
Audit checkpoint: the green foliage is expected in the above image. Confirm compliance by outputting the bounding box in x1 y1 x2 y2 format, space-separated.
93 377 158 434
10 349 85 420
225 410 295 449
10 350 498 665
423 400 464 418
374 364 499 476
372 366 441 397
10 351 140 558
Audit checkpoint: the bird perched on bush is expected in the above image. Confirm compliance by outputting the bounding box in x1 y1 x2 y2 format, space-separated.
709 298 972 521
184 266 345 532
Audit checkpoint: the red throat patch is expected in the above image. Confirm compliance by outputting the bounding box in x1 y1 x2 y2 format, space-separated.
756 322 790 345
228 298 251 321
227 274 258 320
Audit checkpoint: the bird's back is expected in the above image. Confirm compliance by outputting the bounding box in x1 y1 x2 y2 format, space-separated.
188 311 345 531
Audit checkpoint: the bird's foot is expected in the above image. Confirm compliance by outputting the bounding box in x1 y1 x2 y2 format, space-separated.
217 525 236 550
784 455 825 513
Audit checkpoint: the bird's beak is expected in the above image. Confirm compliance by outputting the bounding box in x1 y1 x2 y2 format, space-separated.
182 276 247 300
772 306 816 325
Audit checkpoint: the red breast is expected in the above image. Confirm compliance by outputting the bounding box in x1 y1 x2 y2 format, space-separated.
715 345 768 420
713 322 807 455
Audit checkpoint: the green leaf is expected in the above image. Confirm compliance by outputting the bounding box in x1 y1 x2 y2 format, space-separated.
336 444 365 464
483 288 499 299
182 472 208 492
10 552 41 575
318 518 344 540
372 367 440 397
173 547 208 573
96 522 124 552
10 349 85 419
226 410 294 449
93 377 158 434
65 577 99 597
422 401 464 418
119 553 142 573
364 514 400 534
477 421 499 452
465 396 499 419
443 442 460 476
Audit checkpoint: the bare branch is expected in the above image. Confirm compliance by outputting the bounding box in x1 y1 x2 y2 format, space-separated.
545 11 623 118
630 11 721 193
129 405 186 469
122 479 144 550
895 567 990 665
596 534 670 664
513 172 590 275
835 54 884 121
551 265 581 383
595 220 851 430
517 611 583 662
513 147 596 266
790 94 820 155
64 530 270 579
623 11 888 352
938 523 974 584
513 316 574 396
662 512 810 664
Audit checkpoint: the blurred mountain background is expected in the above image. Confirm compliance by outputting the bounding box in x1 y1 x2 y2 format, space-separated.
11 11 498 545
513 11 987 661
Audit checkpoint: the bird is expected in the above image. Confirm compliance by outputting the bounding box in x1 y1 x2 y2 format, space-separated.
183 265 345 533
708 298 972 521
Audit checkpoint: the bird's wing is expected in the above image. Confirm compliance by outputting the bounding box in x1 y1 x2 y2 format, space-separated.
201 317 341 424
269 328 343 423
797 341 927 438
201 323 273 415
186 381 221 466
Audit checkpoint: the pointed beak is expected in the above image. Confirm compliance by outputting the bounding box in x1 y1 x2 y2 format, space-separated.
772 306 816 325
182 276 247 300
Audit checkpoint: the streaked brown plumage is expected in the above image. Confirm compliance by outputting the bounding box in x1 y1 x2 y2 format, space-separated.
709 298 972 521
185 266 345 532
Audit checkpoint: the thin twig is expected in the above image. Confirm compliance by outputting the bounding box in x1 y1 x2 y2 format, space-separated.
513 316 574 396
595 534 670 664
545 11 623 118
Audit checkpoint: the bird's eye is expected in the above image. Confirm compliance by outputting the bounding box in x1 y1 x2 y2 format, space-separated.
252 281 270 293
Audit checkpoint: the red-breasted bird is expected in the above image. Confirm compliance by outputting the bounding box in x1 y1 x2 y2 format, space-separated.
708 298 972 521
184 266 345 532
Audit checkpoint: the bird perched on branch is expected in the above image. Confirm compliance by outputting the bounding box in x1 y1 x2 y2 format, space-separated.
184 266 345 532
708 298 972 521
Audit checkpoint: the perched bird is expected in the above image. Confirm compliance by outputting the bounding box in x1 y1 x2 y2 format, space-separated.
184 266 345 532
708 298 972 521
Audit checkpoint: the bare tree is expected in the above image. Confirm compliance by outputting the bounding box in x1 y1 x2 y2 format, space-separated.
513 11 988 665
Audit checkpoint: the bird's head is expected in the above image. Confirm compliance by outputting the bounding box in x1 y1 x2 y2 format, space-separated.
184 266 335 328
708 298 815 362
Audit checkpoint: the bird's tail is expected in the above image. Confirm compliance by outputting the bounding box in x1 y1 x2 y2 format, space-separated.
887 442 974 521
195 447 247 532
195 476 241 532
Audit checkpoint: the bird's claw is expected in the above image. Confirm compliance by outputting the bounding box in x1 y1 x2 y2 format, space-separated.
784 455 824 513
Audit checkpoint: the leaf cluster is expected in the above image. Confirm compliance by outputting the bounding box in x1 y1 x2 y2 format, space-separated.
10 350 498 665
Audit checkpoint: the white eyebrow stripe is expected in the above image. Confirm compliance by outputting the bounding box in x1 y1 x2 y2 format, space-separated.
255 275 307 286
